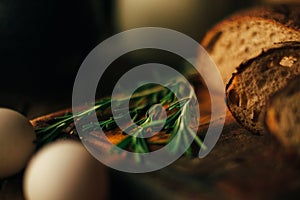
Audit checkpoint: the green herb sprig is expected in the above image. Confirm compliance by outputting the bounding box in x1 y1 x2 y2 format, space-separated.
35 78 206 157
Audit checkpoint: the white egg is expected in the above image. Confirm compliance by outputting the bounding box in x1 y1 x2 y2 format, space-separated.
0 108 36 179
23 140 109 200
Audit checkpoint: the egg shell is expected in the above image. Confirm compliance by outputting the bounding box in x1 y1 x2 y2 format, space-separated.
0 108 36 179
23 140 109 200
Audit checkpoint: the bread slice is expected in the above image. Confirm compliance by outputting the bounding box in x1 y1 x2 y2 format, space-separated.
201 4 300 85
226 42 300 134
265 75 300 154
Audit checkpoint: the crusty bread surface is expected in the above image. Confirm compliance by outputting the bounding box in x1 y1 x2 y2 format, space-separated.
226 42 300 134
265 75 300 154
201 4 300 85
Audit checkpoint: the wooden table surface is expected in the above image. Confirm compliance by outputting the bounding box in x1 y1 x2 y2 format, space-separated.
1 89 300 200
109 112 300 200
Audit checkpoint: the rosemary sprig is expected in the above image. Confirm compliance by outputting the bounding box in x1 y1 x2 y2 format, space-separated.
35 78 206 157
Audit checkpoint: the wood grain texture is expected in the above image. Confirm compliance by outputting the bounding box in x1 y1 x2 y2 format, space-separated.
1 81 300 200
1 107 300 199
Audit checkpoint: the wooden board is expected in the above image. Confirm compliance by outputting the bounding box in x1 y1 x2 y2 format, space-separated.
1 102 300 200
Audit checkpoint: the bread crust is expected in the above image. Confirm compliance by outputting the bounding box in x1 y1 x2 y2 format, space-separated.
226 41 300 134
201 4 300 86
264 75 300 154
228 41 300 82
202 4 300 49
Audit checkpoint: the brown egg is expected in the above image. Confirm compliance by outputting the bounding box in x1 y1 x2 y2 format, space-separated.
23 140 109 200
0 108 36 179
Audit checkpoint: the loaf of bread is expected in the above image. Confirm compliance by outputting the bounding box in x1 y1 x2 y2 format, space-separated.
265 75 300 154
201 4 300 85
226 41 300 134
